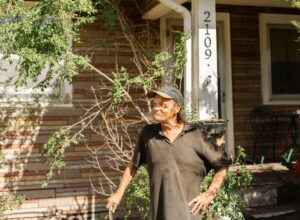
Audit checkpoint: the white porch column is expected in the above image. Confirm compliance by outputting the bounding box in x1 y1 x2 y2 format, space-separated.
159 0 192 113
192 0 218 120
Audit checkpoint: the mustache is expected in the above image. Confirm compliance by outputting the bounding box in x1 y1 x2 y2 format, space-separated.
152 111 164 115
152 112 165 117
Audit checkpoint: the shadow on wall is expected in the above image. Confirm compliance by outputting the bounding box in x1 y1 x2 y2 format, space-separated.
0 104 45 214
0 102 101 219
0 105 44 188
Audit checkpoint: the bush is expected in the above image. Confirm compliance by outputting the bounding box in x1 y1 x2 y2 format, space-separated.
0 193 25 216
0 155 25 216
122 166 150 219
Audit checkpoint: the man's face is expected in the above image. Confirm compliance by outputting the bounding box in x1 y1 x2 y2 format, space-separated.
151 95 181 123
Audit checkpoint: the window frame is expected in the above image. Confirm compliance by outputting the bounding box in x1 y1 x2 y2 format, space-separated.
260 13 300 105
0 53 73 107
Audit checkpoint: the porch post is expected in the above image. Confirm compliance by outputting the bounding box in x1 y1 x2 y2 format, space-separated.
192 0 218 120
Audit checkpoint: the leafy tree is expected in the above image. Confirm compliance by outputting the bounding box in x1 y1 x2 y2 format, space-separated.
288 0 300 9
0 0 95 89
287 1 300 33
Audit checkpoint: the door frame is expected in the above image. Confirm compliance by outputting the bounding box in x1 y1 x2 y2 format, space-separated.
160 12 235 157
216 13 235 157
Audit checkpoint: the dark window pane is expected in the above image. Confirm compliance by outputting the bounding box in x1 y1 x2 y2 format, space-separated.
270 26 300 96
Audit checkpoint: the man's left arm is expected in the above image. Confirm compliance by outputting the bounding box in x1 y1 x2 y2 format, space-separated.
188 168 228 215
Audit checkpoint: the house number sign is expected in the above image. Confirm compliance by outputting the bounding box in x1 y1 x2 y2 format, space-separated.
198 0 218 119
203 11 213 60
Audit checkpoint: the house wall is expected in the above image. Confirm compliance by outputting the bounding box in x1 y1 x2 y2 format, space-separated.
1 2 299 219
216 5 300 162
0 3 159 219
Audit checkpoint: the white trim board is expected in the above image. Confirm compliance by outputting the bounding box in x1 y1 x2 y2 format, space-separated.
217 0 290 8
217 13 235 158
143 0 291 20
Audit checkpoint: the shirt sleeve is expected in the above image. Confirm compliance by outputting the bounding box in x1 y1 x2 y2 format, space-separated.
198 130 231 172
131 126 147 168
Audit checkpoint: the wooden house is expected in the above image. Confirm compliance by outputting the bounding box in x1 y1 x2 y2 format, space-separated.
1 0 300 219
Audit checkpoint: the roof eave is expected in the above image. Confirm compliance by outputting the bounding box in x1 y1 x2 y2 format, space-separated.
142 0 292 20
142 0 189 20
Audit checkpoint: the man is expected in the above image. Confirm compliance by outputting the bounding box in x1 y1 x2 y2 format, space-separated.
106 85 230 220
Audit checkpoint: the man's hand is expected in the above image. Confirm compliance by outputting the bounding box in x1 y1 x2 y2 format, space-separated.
188 168 228 215
105 162 137 213
188 189 216 215
106 192 123 213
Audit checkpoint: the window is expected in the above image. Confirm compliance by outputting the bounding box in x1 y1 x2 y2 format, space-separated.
0 52 73 105
260 13 300 105
0 3 72 106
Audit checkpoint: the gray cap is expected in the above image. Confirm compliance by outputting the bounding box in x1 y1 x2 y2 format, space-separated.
147 85 183 106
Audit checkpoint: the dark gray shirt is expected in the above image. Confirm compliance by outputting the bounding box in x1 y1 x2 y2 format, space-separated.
132 123 230 220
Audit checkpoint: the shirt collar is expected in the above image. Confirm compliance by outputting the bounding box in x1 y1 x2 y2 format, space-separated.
182 123 197 132
156 123 196 136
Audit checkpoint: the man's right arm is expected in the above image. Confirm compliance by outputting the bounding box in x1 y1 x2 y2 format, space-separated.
106 162 137 212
